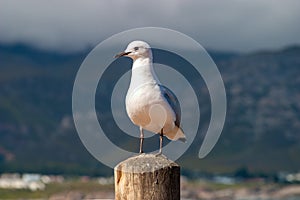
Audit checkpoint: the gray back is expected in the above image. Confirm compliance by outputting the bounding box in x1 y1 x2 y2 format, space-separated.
159 84 181 127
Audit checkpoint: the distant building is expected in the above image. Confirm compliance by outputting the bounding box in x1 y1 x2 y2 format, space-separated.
278 172 300 183
0 173 45 191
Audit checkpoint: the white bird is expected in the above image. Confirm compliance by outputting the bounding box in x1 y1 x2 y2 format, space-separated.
115 41 186 154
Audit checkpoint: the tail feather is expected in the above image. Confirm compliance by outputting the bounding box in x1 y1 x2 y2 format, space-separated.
165 126 186 143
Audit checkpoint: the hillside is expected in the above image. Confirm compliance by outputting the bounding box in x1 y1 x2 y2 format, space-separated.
193 46 300 173
0 43 299 176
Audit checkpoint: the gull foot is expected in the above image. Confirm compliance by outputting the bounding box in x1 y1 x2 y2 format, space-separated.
155 151 162 157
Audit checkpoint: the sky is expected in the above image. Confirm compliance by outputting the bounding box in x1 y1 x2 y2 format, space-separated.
0 0 300 53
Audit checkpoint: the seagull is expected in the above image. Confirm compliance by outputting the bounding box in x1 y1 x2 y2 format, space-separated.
115 41 186 154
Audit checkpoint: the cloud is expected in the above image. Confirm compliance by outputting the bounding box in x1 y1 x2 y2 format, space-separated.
0 0 300 52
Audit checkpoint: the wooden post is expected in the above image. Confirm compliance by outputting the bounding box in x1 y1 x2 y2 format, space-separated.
114 154 180 200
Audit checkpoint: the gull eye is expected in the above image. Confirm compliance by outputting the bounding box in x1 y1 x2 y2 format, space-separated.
134 47 139 51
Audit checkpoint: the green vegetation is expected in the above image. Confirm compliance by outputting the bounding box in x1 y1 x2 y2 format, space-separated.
0 179 113 199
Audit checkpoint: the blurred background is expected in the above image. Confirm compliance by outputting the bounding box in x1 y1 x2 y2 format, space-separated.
0 0 300 199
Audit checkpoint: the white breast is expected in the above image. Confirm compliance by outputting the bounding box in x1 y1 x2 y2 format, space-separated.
126 83 176 134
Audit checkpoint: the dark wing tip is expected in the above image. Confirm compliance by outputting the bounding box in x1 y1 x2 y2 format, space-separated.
178 137 187 143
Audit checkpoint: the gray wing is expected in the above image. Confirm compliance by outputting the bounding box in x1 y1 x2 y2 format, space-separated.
159 84 181 127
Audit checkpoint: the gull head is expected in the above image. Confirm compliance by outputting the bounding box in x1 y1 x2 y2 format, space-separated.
115 40 152 61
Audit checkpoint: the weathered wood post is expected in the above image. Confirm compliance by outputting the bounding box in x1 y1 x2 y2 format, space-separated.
114 154 180 200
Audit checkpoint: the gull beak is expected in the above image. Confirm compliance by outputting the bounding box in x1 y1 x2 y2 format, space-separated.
114 51 131 58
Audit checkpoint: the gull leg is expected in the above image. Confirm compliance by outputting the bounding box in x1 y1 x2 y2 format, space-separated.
139 127 144 154
156 129 163 155
159 133 163 154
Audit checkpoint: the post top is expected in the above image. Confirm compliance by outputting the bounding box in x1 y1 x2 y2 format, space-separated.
115 154 179 173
